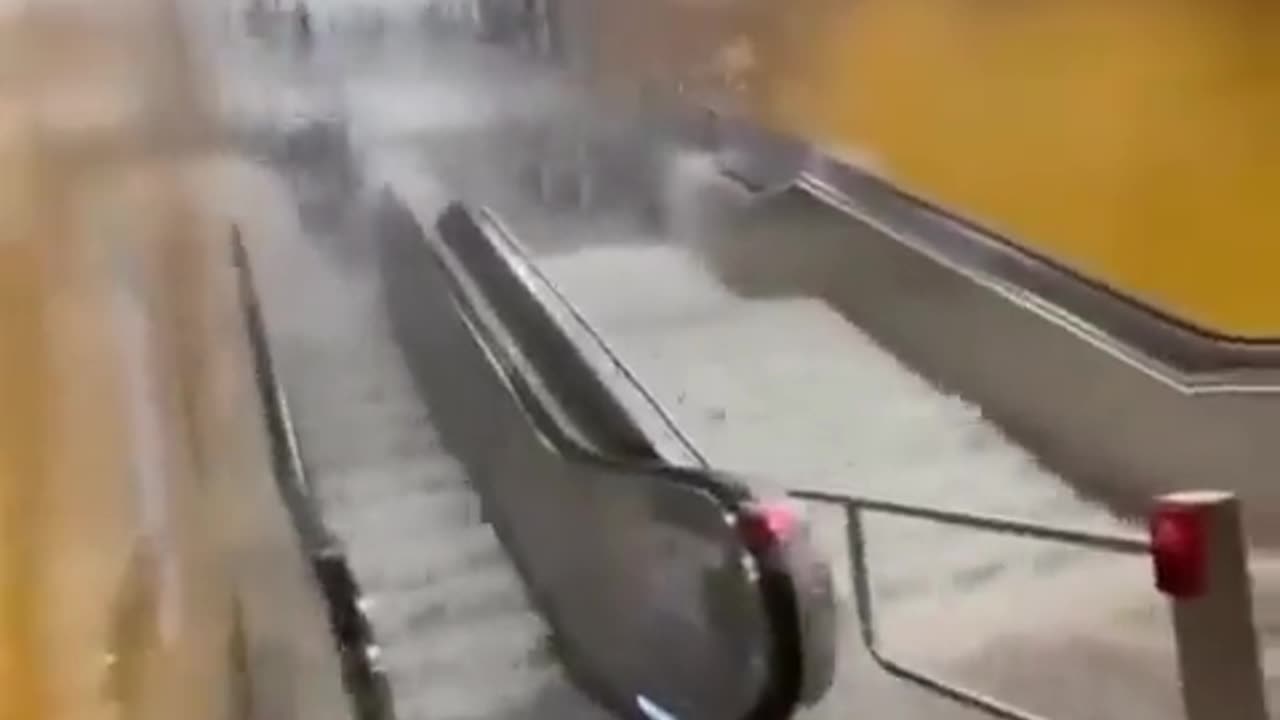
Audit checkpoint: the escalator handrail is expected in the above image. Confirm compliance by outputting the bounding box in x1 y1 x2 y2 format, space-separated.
231 227 395 720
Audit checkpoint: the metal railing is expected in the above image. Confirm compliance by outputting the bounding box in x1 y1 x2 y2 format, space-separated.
792 489 1270 720
232 181 835 720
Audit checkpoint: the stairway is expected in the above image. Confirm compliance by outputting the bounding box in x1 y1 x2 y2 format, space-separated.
246 191 610 720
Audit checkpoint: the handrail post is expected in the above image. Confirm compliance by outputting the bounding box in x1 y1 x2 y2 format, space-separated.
843 503 878 652
1153 492 1268 720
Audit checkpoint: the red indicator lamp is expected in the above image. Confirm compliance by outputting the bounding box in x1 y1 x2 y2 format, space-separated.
738 501 799 554
1150 500 1208 599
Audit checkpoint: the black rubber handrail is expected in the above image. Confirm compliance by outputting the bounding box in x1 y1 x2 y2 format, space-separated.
231 227 394 720
377 194 827 720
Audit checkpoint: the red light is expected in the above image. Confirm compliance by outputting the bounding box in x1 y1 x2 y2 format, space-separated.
1150 502 1207 599
738 502 798 554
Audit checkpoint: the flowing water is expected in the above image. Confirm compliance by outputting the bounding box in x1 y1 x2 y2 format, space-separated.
5 0 1278 717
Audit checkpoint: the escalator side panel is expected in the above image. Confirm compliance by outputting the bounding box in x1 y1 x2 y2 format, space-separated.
376 189 641 717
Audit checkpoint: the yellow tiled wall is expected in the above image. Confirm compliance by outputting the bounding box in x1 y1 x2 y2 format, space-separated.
750 0 1280 338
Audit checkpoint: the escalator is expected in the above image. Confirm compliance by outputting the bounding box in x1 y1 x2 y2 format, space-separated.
10 2 1274 720
231 146 835 719
206 5 1271 719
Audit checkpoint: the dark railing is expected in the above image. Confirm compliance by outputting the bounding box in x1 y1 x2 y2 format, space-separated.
232 228 394 720
375 194 836 720
694 104 1280 388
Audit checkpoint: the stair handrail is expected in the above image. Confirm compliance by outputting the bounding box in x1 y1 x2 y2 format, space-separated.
791 488 1269 720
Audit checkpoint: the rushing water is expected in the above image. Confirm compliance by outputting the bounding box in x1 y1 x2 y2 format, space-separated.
4 1 1276 717
217 11 1194 718
200 5 1265 718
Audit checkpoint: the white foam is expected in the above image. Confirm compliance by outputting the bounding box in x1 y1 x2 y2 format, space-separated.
539 243 1139 621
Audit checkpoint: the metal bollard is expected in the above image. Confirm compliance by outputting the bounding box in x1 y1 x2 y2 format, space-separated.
1152 491 1269 720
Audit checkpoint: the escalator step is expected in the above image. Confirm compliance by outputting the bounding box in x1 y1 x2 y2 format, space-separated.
382 610 553 678
294 414 449 474
366 564 531 637
341 519 510 592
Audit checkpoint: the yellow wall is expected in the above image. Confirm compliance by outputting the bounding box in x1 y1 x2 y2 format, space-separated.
0 7 235 719
746 0 1280 338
